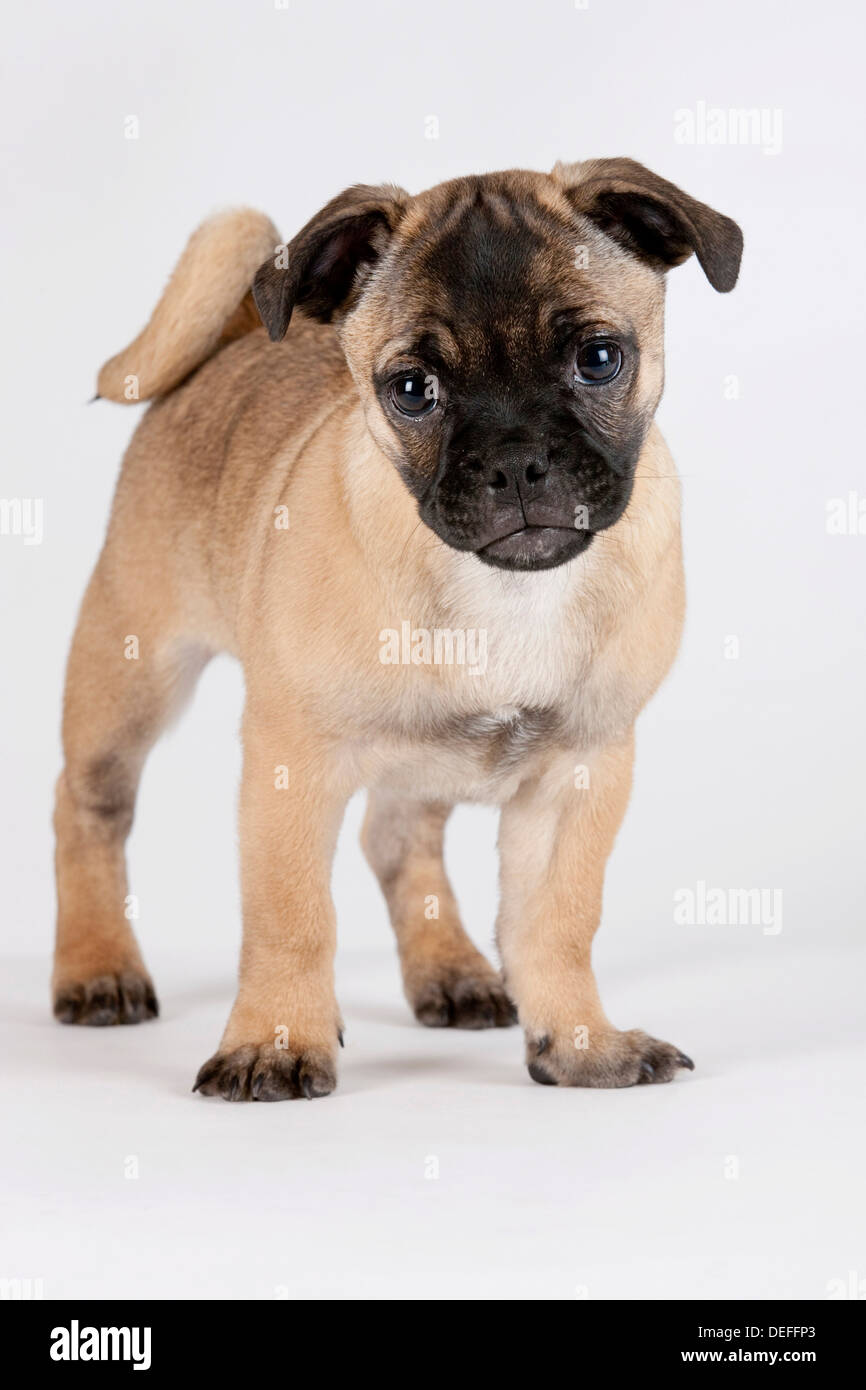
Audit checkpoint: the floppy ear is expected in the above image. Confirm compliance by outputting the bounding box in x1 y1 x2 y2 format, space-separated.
552 157 743 292
252 183 409 341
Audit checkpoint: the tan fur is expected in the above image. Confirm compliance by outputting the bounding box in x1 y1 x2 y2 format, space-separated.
53 164 736 1097
97 208 280 402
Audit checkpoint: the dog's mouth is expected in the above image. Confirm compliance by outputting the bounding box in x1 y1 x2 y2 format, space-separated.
476 525 594 571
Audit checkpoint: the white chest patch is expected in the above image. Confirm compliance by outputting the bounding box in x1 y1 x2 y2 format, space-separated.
433 551 583 710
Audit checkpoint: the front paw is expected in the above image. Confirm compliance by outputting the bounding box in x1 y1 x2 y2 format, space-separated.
193 1042 337 1102
526 1027 694 1088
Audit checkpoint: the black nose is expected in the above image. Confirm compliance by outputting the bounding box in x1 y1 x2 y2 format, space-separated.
484 448 550 497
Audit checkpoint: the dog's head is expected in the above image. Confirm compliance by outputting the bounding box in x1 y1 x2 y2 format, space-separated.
253 161 742 571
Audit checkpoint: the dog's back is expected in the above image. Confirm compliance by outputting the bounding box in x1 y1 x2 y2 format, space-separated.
95 212 354 647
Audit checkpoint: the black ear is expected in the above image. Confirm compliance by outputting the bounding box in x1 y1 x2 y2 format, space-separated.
252 183 409 342
553 157 743 292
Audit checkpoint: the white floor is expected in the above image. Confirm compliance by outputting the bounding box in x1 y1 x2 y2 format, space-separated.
3 938 863 1301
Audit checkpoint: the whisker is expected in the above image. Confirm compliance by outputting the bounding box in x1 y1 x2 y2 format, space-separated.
397 517 425 566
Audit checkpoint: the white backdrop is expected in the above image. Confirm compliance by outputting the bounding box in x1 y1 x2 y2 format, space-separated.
1 0 864 1301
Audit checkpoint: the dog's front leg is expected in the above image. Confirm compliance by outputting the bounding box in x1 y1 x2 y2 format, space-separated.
497 734 693 1088
194 698 347 1101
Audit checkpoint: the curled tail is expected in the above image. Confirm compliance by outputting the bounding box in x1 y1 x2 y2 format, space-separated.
97 208 280 403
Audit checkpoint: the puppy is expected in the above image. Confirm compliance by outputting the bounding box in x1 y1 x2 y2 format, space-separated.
53 159 742 1099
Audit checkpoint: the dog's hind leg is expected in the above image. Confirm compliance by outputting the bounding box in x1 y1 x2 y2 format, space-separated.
52 563 211 1025
362 792 516 1029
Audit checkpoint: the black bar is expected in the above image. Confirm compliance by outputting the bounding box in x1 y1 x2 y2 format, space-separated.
1 1298 859 1373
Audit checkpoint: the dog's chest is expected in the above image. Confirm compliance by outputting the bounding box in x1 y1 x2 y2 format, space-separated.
452 704 559 755
363 562 633 803
366 702 567 805
439 701 563 775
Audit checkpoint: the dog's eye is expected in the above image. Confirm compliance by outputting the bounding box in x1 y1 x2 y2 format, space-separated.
390 370 438 417
574 340 622 384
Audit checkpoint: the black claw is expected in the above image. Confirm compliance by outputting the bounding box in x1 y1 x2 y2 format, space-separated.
302 1075 315 1100
229 1074 244 1102
535 1035 551 1056
528 1061 557 1086
192 1059 220 1094
417 1002 451 1028
337 1029 344 1048
639 1060 655 1083
84 991 119 1025
53 989 83 1024
676 1052 695 1071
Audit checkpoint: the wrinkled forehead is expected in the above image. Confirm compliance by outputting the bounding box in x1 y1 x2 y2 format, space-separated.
364 173 663 376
